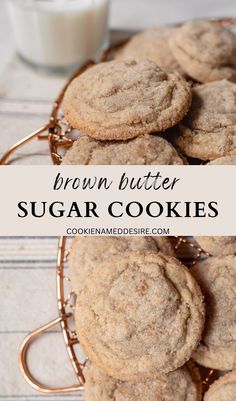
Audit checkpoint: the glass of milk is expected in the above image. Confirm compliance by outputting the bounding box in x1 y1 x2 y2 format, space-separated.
7 0 110 72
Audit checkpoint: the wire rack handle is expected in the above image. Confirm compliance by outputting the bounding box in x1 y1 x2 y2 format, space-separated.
0 124 51 165
19 315 83 394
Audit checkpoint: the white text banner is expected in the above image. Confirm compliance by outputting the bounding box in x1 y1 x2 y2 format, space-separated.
0 165 235 236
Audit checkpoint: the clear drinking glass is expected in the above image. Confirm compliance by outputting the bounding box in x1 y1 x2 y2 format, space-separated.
6 0 110 73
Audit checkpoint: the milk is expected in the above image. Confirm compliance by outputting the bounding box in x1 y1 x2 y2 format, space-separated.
7 0 109 71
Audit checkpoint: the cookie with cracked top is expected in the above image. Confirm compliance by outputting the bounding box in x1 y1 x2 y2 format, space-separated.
62 59 191 141
169 20 236 83
75 252 205 380
116 27 184 75
84 363 202 401
69 236 159 294
62 134 185 165
191 254 236 370
173 80 236 160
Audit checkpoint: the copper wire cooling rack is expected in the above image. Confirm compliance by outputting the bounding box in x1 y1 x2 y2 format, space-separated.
18 235 215 394
0 17 234 396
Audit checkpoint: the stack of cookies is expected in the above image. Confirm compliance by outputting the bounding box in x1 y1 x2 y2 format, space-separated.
69 236 205 401
61 19 236 400
69 235 236 401
62 19 236 165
